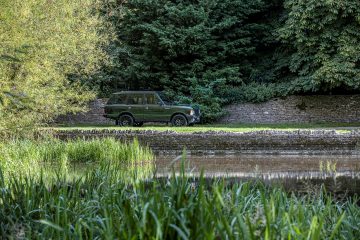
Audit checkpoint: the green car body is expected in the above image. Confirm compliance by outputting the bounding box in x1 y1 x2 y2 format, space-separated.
103 91 200 126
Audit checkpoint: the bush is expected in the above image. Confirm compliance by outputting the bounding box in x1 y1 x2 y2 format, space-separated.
219 82 294 105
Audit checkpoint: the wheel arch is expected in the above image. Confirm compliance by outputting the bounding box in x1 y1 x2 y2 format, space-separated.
170 113 188 123
117 112 136 122
118 112 135 120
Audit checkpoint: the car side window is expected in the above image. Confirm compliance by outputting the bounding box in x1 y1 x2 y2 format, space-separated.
146 94 163 105
127 94 144 105
108 94 127 104
145 94 156 105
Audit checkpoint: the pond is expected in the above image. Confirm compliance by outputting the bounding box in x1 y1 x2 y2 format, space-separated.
59 153 360 194
155 154 360 194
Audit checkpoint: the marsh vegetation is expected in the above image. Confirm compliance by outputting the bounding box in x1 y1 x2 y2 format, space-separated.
0 138 153 182
0 138 360 239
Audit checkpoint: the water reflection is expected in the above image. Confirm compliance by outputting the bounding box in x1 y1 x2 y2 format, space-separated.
155 154 360 193
156 154 360 176
41 160 154 183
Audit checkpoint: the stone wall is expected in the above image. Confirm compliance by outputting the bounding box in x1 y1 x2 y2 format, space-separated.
54 130 360 155
55 99 113 125
220 95 360 124
55 95 360 125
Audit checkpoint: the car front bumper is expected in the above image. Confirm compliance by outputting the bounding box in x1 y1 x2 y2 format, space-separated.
186 115 201 124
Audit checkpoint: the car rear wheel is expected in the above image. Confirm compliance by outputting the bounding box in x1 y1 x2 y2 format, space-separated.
118 114 134 126
171 114 188 127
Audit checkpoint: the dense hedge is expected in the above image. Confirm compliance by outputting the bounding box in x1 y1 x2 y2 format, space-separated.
91 0 360 122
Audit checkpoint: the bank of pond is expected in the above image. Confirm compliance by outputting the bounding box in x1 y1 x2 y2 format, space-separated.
0 138 360 239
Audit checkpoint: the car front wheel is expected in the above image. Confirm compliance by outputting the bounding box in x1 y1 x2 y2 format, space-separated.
171 114 188 127
118 114 134 126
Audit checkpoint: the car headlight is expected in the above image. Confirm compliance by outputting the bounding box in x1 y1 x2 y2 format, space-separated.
190 109 195 115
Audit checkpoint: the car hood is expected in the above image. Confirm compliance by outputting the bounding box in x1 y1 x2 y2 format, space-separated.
167 104 193 110
164 102 191 107
174 104 192 107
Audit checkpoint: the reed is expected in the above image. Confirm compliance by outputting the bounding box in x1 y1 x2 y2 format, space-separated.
0 164 359 239
0 139 359 239
0 138 153 181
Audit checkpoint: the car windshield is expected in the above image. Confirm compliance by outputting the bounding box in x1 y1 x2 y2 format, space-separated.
157 92 172 105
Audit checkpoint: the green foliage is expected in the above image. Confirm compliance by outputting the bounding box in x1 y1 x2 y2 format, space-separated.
0 0 111 136
34 0 358 123
3 0 357 123
97 0 360 122
0 138 153 181
279 0 360 91
0 159 359 238
103 0 270 122
219 82 292 104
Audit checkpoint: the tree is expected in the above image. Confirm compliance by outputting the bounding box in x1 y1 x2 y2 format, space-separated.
94 0 360 123
114 0 267 121
0 0 110 137
279 0 360 92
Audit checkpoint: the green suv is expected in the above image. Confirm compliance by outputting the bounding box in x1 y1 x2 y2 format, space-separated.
103 91 200 126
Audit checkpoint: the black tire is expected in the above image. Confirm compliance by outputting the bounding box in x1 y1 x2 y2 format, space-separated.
133 122 144 127
171 114 188 127
118 114 134 126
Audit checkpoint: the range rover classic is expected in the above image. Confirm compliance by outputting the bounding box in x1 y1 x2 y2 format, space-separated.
103 91 200 126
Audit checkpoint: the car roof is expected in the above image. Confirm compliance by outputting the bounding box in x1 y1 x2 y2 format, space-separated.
112 91 158 95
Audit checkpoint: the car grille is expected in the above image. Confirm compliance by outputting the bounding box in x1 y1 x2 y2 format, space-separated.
194 107 201 117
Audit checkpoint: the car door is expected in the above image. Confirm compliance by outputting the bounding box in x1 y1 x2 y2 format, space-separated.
105 93 128 118
126 93 145 121
144 93 167 121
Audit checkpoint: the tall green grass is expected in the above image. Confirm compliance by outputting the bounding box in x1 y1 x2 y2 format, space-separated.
0 139 359 239
0 163 360 239
0 138 154 181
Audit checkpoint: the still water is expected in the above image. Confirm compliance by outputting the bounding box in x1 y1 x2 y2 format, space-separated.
155 154 360 193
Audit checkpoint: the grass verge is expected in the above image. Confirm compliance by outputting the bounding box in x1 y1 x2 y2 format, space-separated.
49 122 360 133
